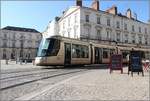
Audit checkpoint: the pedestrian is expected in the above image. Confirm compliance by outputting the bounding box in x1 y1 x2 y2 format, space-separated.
6 59 8 65
25 59 27 64
20 58 22 65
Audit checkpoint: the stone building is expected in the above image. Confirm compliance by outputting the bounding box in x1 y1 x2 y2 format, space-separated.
43 0 150 58
0 26 42 60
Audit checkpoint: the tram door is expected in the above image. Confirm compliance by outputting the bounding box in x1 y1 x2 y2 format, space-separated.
94 47 102 64
64 43 71 65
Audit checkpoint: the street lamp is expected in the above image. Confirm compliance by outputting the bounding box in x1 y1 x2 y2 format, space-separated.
20 35 25 64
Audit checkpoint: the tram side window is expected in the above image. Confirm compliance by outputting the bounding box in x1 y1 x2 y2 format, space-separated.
110 49 115 56
103 49 109 58
122 51 129 59
72 44 89 58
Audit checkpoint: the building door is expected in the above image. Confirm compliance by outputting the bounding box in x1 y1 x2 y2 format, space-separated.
94 47 102 64
64 43 71 65
3 49 6 59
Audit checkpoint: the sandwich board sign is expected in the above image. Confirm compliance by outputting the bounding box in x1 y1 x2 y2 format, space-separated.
110 54 123 74
129 51 144 76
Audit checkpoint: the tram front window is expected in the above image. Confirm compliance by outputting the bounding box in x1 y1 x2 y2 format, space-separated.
37 38 60 57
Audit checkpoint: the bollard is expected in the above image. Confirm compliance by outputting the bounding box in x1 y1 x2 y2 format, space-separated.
33 60 35 65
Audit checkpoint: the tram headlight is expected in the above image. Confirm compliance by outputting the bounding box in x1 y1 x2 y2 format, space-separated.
35 57 46 64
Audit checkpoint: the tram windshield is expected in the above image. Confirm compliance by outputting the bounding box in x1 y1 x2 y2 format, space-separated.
37 38 60 57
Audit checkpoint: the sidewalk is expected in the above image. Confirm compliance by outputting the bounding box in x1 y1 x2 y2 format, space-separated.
32 68 149 100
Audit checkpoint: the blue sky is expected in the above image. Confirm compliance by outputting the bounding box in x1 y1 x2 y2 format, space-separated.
1 0 149 32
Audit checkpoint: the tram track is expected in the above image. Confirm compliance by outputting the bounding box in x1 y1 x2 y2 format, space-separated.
1 67 43 74
1 69 58 80
0 69 87 91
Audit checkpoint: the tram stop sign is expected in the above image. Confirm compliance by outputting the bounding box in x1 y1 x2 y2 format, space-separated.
110 54 123 74
129 51 144 76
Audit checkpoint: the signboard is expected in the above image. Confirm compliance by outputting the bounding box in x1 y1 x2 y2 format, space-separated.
129 51 144 76
110 54 123 74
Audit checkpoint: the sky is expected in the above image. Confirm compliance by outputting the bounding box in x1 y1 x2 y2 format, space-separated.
1 0 150 32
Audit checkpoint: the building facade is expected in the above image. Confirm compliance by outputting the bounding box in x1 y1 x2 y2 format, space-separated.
43 0 150 58
0 26 42 60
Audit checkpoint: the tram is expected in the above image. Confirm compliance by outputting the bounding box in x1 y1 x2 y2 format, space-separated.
35 36 150 66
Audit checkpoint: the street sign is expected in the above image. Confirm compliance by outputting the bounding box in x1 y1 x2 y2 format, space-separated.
110 54 123 74
129 51 144 76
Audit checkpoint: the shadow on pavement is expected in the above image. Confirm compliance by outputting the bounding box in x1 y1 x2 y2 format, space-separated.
40 64 128 70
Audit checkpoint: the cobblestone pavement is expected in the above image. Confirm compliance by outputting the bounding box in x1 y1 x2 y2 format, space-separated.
0 60 89 101
32 68 149 100
0 60 39 70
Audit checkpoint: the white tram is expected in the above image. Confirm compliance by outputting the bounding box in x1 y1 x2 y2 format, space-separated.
35 36 150 66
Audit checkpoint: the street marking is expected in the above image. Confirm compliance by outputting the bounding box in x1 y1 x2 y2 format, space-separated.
14 70 90 101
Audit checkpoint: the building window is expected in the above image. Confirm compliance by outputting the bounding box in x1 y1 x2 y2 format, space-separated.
124 23 127 30
106 31 109 40
3 40 7 47
116 32 120 42
145 28 147 34
74 27 77 38
145 37 148 45
85 15 89 22
84 27 90 38
139 27 141 33
74 14 77 23
97 29 101 40
13 34 15 39
68 30 70 37
138 36 142 44
63 21 65 29
125 34 128 43
4 34 7 39
107 18 110 26
97 16 100 24
132 35 135 43
12 41 15 48
132 25 134 32
68 17 71 26
116 21 120 28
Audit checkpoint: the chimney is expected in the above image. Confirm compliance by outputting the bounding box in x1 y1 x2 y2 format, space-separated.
91 0 99 11
76 0 82 7
126 8 132 19
106 5 117 15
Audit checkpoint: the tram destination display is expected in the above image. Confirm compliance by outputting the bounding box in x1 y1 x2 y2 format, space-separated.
129 51 144 76
110 54 123 74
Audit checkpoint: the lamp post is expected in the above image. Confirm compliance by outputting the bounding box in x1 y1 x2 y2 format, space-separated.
20 35 25 65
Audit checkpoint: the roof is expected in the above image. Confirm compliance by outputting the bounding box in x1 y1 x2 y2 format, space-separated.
2 26 40 33
81 6 149 25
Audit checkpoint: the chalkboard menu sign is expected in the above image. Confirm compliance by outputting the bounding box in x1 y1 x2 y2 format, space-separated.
129 51 144 76
110 54 123 74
